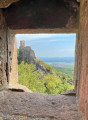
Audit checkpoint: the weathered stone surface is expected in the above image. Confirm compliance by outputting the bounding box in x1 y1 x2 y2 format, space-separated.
0 0 80 9
9 83 32 92
74 0 88 119
61 89 76 96
10 28 78 34
0 0 19 8
3 0 80 31
18 40 36 64
0 91 81 120
0 9 8 89
0 9 18 89
8 35 18 84
74 33 80 92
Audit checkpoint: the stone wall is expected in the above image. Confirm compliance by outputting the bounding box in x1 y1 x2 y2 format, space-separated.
0 0 88 119
0 9 8 89
75 0 88 119
0 9 18 89
3 0 80 31
74 33 82 94
8 34 18 85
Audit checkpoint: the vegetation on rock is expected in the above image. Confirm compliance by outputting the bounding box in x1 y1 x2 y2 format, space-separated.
18 61 74 94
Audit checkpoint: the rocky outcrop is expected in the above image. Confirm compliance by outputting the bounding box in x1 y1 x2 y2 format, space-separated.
9 83 32 92
36 61 54 75
18 41 36 64
18 41 54 75
36 62 49 74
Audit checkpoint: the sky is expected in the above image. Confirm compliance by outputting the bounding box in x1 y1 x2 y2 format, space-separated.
16 34 76 58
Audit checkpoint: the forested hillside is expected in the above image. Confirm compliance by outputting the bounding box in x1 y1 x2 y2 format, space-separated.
17 47 74 94
18 61 74 94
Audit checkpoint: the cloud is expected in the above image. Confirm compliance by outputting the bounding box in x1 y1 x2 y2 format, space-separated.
16 33 76 57
16 34 57 42
16 33 76 42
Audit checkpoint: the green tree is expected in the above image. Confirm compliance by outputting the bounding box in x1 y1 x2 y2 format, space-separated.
18 61 46 93
18 61 74 94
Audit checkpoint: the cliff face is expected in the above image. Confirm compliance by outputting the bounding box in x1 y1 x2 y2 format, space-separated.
18 41 36 64
18 41 54 75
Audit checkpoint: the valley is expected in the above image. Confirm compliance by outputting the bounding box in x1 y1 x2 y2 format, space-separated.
39 57 74 76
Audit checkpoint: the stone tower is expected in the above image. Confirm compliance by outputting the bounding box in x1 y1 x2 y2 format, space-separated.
20 41 25 48
18 40 36 64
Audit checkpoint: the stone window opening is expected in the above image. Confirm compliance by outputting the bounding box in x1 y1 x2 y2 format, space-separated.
15 33 76 94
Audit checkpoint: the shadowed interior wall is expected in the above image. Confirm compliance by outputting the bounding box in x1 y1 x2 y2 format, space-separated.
3 0 80 32
0 9 18 88
0 9 8 89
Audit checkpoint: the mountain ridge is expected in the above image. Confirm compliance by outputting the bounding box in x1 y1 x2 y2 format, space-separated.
39 57 74 63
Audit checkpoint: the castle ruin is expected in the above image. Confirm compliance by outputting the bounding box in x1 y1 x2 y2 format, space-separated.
18 40 36 64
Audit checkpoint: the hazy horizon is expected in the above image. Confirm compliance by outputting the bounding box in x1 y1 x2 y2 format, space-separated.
39 57 74 58
16 34 76 58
